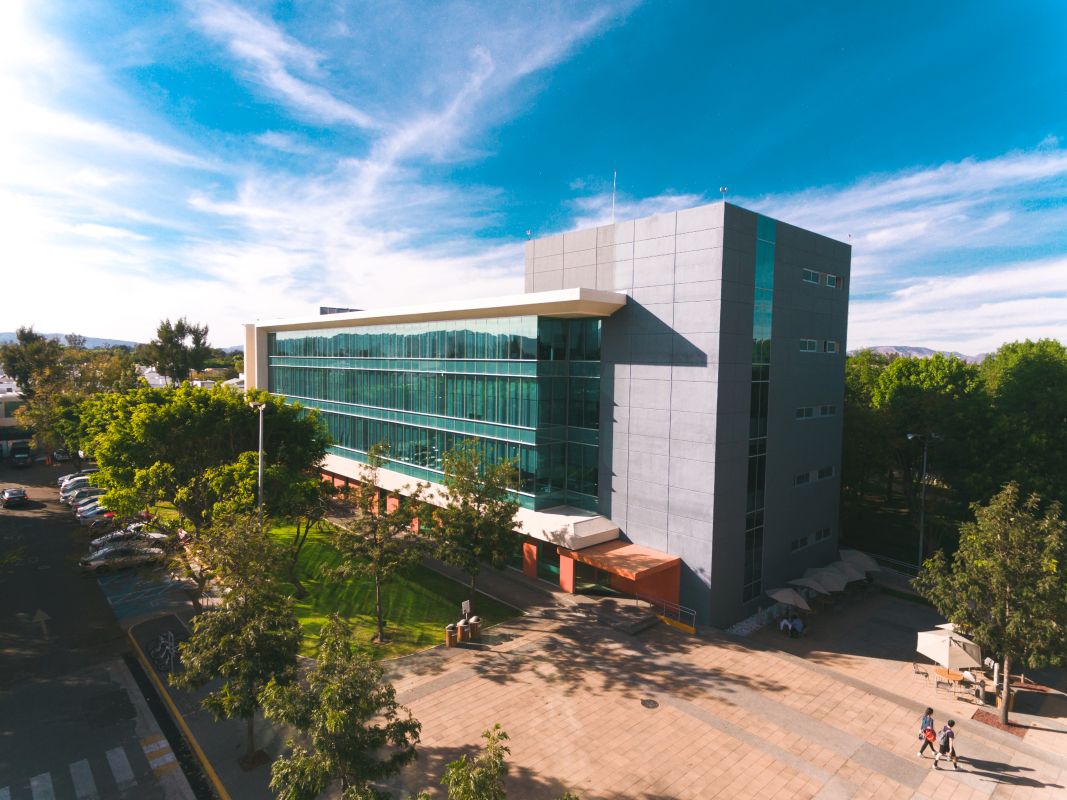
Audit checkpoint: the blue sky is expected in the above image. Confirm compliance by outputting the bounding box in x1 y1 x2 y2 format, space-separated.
3 1 1066 353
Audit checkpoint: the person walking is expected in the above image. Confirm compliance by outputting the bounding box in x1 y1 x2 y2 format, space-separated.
917 707 936 758
932 720 958 769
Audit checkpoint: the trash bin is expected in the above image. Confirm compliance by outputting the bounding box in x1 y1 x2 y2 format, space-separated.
996 688 1016 711
468 616 481 640
445 624 457 648
457 620 470 643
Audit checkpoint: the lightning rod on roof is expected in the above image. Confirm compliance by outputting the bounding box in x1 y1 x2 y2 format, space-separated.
611 168 617 225
719 186 728 200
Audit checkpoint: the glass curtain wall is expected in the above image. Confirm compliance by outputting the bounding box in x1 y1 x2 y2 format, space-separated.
267 316 601 511
742 217 776 603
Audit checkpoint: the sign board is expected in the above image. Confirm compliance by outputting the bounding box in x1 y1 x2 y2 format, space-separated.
461 600 471 619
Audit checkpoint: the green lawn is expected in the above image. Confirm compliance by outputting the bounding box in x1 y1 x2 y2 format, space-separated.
269 524 519 659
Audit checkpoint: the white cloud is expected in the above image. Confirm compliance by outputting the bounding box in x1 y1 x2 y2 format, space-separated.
188 0 377 130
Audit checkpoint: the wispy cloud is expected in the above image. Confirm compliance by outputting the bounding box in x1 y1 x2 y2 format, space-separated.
188 0 378 129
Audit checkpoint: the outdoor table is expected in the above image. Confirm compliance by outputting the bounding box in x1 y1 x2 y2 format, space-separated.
933 667 964 683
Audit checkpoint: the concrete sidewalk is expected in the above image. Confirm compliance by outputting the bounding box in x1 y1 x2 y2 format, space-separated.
127 614 285 800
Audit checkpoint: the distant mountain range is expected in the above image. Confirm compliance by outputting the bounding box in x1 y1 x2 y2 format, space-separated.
0 332 242 353
852 345 984 363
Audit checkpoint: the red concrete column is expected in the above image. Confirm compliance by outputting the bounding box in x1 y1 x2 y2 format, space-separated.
559 554 576 593
522 541 538 581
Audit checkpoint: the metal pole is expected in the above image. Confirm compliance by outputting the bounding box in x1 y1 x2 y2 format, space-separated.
918 438 928 570
257 404 265 533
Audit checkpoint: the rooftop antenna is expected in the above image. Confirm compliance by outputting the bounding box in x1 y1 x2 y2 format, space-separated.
525 229 532 240
719 186 728 201
611 169 618 224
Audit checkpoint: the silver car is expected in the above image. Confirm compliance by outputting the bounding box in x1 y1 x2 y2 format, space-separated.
90 529 168 551
79 545 165 572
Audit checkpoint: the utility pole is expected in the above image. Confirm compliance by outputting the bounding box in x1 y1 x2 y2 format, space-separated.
907 432 941 569
248 399 267 532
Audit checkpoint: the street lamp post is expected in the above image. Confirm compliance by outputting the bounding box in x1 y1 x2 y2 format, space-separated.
249 400 267 532
907 432 941 570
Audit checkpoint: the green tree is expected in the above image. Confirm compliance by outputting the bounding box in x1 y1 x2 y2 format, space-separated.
260 615 421 800
145 317 212 384
84 385 328 533
274 469 336 598
978 339 1067 506
328 444 428 643
434 440 521 614
842 349 894 499
172 586 301 759
438 724 510 800
871 353 983 509
915 483 1067 724
414 725 580 800
0 326 63 398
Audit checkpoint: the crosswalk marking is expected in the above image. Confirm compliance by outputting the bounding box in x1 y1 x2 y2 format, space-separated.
29 772 55 800
141 735 178 775
105 747 136 792
69 759 99 800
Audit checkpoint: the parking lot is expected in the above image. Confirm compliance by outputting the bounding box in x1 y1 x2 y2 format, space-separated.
0 462 196 800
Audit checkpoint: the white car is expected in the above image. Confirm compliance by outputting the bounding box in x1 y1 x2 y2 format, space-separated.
67 488 105 506
79 508 114 527
60 480 93 503
58 468 97 487
73 498 103 515
79 545 165 572
90 529 168 550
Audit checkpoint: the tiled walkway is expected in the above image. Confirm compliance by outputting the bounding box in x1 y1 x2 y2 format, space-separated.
381 580 1067 800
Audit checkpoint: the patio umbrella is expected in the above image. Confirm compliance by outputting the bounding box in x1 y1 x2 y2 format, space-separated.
805 566 847 592
916 629 982 669
935 622 957 632
766 587 811 611
832 560 868 582
788 576 829 595
839 549 880 572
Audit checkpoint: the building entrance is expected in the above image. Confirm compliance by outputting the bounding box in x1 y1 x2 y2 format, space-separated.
572 561 619 596
535 539 560 583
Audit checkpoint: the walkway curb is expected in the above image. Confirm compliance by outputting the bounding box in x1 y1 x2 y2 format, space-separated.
127 619 232 800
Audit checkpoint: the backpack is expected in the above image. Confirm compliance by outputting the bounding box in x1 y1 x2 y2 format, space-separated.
937 727 951 746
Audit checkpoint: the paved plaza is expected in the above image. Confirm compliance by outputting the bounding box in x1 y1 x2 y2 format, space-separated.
380 583 1067 800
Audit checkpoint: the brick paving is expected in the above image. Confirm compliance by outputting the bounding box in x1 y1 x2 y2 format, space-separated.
378 577 1067 800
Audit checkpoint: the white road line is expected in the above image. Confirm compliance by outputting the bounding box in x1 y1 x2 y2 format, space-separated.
69 759 99 800
105 747 136 791
142 738 169 754
149 752 176 769
30 772 55 800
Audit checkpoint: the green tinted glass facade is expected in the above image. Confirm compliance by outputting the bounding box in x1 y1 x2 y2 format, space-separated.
743 216 776 603
268 316 601 511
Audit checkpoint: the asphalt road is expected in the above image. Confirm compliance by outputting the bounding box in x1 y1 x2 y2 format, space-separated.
0 462 195 800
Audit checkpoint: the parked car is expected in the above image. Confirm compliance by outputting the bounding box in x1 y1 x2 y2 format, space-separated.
79 545 165 572
79 509 115 527
90 529 168 551
61 481 98 504
58 468 98 488
67 488 105 506
10 451 32 468
73 497 103 514
52 447 72 462
1 487 29 508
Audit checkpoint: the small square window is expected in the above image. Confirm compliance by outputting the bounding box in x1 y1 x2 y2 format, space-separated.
819 404 836 417
794 471 811 486
826 274 840 288
795 406 814 419
823 340 839 354
817 465 835 480
800 339 817 352
802 269 820 284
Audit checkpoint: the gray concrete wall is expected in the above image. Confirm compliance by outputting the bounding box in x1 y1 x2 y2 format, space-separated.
525 201 850 627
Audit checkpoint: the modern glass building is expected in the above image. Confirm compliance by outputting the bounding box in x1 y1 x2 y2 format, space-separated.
267 316 601 511
247 201 850 627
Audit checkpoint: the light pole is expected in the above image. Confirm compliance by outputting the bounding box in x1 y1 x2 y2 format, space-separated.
249 399 267 532
907 432 941 570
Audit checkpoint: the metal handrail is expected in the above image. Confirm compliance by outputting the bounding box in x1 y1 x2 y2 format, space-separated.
634 593 697 630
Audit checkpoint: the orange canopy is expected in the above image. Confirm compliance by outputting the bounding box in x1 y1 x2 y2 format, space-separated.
559 540 680 581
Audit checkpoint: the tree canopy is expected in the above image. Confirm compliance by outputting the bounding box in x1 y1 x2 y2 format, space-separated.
915 483 1067 723
434 440 521 613
328 444 428 643
142 317 212 384
260 615 421 800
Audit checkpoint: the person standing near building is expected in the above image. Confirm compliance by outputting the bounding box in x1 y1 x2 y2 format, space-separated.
917 708 936 758
932 720 958 769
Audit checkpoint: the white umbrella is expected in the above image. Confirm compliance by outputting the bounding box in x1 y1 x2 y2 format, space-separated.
788 576 829 595
916 629 982 670
805 567 847 592
832 560 868 582
840 549 880 572
766 587 811 611
935 622 957 632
